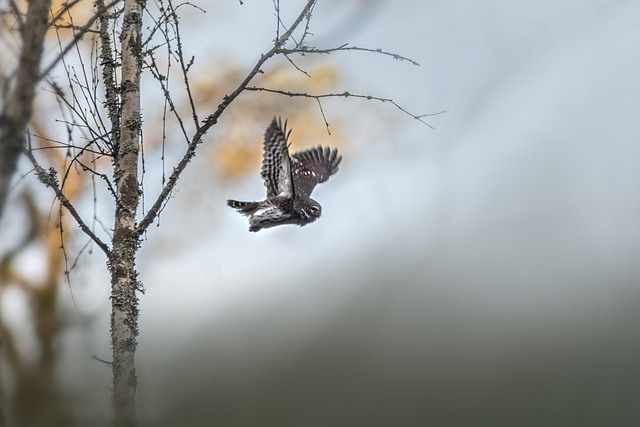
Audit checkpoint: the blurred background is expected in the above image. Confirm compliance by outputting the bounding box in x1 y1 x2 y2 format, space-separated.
1 0 640 426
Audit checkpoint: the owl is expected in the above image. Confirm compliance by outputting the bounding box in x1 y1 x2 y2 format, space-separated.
227 117 342 232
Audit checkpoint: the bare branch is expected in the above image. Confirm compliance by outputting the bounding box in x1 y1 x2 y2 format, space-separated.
92 354 113 366
245 86 443 129
51 24 100 34
23 145 112 257
25 132 107 156
278 43 421 66
274 0 280 40
315 97 331 135
296 0 316 48
167 0 200 130
143 26 191 145
49 0 84 25
272 0 317 49
43 73 112 157
8 0 25 29
57 199 77 306
282 52 311 77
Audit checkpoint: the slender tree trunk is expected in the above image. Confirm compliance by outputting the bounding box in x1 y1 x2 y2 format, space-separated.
0 0 52 222
110 0 144 425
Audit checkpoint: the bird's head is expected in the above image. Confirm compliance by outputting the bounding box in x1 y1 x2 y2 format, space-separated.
294 198 322 222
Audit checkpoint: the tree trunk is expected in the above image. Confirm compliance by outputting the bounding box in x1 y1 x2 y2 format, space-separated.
110 0 145 426
0 0 51 222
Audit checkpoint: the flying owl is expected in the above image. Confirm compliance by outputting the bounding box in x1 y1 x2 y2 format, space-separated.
227 117 342 232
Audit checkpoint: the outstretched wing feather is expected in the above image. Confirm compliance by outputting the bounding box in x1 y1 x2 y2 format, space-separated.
291 145 342 198
261 117 294 197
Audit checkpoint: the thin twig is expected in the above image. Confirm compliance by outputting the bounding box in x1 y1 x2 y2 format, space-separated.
278 44 421 66
145 53 191 144
296 0 316 48
49 0 84 25
57 200 77 306
8 0 25 29
167 0 200 130
92 355 113 366
245 86 443 129
282 52 310 77
315 98 331 135
51 24 100 34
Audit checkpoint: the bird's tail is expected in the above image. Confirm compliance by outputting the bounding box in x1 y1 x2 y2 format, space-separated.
227 199 259 215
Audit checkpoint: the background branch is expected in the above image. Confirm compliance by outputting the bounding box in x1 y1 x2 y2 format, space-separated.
0 0 52 221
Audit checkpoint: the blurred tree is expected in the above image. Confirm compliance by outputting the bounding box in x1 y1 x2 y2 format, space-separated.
0 125 83 426
1 1 53 425
0 0 51 233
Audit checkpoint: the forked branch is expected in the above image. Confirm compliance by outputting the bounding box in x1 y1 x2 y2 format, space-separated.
23 146 112 257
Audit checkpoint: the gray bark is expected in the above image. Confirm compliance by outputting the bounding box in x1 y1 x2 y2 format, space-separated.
109 0 145 425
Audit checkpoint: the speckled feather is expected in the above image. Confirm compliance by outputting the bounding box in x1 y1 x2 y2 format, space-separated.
261 118 293 198
291 146 342 198
227 117 342 232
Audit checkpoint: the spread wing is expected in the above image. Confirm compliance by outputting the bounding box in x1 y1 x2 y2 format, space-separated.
291 146 342 199
261 117 294 197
